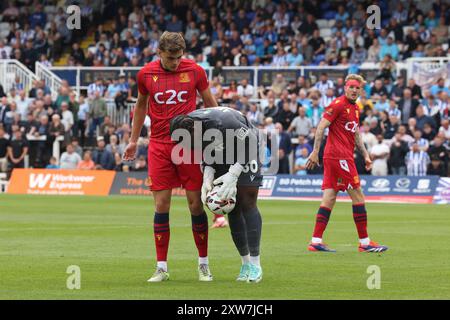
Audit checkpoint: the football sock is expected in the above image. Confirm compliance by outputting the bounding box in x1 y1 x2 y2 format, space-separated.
242 207 262 257
352 203 369 241
157 261 168 272
311 237 322 244
154 212 170 267
241 254 250 265
359 237 370 246
228 207 250 256
312 206 331 239
191 211 209 258
249 255 261 267
198 256 209 265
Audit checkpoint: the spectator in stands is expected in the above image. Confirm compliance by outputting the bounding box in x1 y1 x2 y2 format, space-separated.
0 97 10 125
374 94 390 113
0 126 8 173
92 137 114 170
106 134 122 156
246 103 264 127
428 136 449 173
430 78 450 97
309 29 326 64
314 73 334 96
87 79 105 99
45 156 59 169
271 74 287 97
132 155 148 172
77 150 95 170
114 74 130 110
286 46 303 66
389 132 409 175
399 88 420 124
306 95 324 128
271 47 288 66
370 134 390 176
428 154 446 176
298 13 318 36
7 130 28 169
294 135 313 159
439 119 450 140
294 147 309 175
236 78 254 98
49 113 65 145
277 101 296 130
411 129 429 152
88 91 107 142
406 142 430 176
415 105 436 132
209 77 223 102
60 102 74 139
289 106 312 138
59 144 81 169
378 54 396 81
275 122 292 174
264 97 280 119
384 113 400 140
76 95 89 147
222 80 238 103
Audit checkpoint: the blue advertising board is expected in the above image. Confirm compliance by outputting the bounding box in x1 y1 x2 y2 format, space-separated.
259 175 440 203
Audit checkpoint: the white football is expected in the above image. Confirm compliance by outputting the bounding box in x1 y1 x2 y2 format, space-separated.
206 186 236 215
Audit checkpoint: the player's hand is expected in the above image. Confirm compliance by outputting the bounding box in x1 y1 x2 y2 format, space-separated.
364 154 373 171
306 151 319 170
122 142 137 161
213 172 238 200
201 166 215 204
213 163 243 200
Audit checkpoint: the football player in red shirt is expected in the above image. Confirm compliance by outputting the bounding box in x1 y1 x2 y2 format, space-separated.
123 32 223 282
306 74 388 253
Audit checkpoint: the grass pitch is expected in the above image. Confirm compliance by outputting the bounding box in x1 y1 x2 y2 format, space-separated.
1 194 449 300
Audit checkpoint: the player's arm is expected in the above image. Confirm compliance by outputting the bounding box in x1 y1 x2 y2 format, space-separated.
305 117 331 170
199 88 218 108
123 92 148 161
355 129 372 171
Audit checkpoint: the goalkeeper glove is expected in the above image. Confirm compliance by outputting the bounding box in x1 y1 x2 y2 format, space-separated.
213 163 244 200
201 166 216 204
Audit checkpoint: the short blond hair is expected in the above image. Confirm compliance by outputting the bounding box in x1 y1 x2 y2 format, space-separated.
345 74 365 85
158 31 186 53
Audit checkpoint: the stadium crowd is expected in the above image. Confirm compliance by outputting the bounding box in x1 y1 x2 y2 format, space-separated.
0 0 449 178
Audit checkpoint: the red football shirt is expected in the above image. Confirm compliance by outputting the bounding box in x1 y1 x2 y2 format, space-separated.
322 95 360 160
136 58 209 143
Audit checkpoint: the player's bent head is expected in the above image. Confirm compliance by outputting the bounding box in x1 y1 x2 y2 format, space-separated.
170 114 195 136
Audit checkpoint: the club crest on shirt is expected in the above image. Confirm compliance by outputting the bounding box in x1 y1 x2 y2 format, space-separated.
152 75 158 82
346 108 350 114
179 72 190 83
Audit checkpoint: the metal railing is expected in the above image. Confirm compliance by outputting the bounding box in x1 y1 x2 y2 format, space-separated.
47 62 410 99
0 59 38 94
35 61 64 100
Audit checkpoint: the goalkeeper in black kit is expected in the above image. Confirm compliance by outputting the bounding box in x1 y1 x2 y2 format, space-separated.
170 107 263 283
